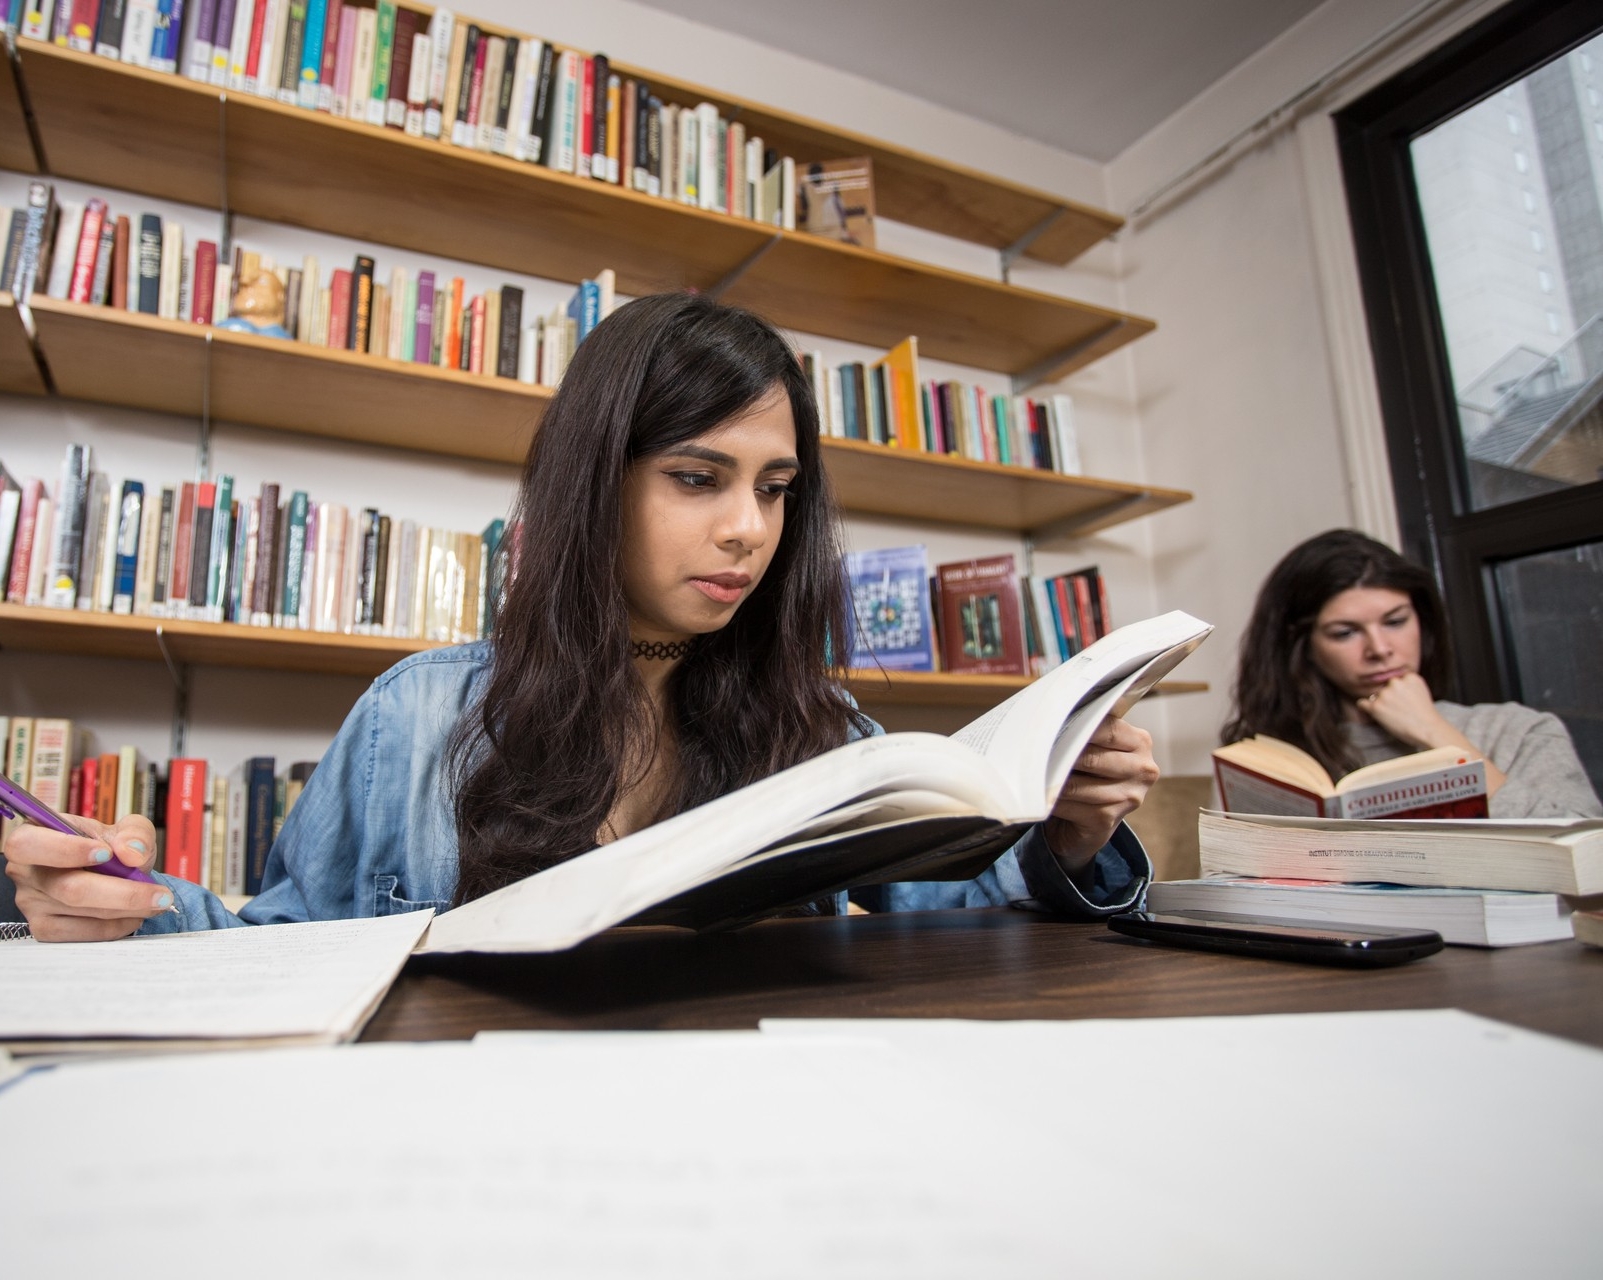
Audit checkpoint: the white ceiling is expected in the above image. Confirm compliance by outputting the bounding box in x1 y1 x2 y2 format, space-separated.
628 0 1329 161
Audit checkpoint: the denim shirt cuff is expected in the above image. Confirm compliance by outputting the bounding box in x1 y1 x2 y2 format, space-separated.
1015 821 1151 920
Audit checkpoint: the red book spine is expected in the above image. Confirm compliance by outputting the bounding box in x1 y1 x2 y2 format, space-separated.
68 764 84 818
168 481 197 606
245 0 272 90
327 268 352 348
1051 575 1078 652
466 36 487 131
577 56 592 170
96 752 118 824
5 479 44 603
76 756 97 818
164 759 208 884
1092 571 1112 639
1071 573 1096 649
192 241 218 324
317 0 344 103
468 294 485 374
68 198 108 304
109 215 131 310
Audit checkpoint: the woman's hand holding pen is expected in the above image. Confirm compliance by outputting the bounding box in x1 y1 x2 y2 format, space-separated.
1044 717 1159 886
5 815 168 942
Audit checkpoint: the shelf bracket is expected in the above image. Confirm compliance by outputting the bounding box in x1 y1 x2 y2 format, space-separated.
197 332 213 481
4 31 51 173
153 625 188 694
1021 534 1036 580
1000 209 1066 284
154 625 191 758
1026 491 1152 546
705 234 783 300
1009 320 1124 396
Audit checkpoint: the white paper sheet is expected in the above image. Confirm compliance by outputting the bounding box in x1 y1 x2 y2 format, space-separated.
0 912 432 1043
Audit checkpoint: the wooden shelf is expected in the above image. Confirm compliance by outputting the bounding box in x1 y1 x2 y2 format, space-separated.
28 297 549 462
27 298 1189 535
13 42 1152 383
0 38 38 174
0 604 1206 705
0 293 46 395
608 58 1123 267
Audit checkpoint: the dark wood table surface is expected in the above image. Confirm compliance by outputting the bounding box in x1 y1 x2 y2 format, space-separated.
362 907 1603 1049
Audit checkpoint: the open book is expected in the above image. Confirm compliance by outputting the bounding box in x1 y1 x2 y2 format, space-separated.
1213 736 1488 819
417 610 1212 955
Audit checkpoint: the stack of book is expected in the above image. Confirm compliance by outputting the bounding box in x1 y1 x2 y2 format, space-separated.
6 3 865 241
1 446 508 644
1146 809 1603 948
1 713 314 898
802 339 1081 473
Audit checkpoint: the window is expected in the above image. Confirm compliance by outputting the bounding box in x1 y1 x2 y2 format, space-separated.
1339 0 1603 793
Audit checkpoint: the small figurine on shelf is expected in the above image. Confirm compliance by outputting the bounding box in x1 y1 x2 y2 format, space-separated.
216 258 293 340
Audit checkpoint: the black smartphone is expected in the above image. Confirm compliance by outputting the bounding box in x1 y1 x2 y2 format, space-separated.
1108 910 1444 967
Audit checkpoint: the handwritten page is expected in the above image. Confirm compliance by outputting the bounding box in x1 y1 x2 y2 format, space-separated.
0 912 431 1046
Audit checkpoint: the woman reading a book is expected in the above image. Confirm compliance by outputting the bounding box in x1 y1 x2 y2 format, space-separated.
8 292 1160 942
1223 529 1600 820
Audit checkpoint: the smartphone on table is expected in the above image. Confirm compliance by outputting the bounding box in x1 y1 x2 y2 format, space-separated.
1108 910 1444 967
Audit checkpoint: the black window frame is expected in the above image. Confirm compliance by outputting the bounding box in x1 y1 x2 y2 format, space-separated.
1337 0 1603 704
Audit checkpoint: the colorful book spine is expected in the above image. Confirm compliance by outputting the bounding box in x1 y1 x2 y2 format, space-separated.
164 758 208 884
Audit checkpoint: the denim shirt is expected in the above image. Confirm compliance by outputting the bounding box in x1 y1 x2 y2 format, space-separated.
139 643 1152 935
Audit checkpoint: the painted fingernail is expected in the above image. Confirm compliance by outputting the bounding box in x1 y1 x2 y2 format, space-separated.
153 892 173 910
91 848 112 864
128 840 148 855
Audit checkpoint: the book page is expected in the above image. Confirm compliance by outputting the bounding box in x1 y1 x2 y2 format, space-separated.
419 732 1019 954
0 912 431 1044
0 1034 1209 1278
951 611 1210 808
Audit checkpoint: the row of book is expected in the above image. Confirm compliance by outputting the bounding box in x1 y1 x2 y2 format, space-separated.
1 713 310 897
1 445 508 643
843 546 1111 677
4 180 618 385
5 2 874 243
804 339 1082 473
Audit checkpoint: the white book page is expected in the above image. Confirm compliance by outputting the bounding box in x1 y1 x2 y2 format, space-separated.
0 912 431 1041
952 610 1210 807
419 732 1019 955
760 1011 1603 1277
0 1035 1212 1278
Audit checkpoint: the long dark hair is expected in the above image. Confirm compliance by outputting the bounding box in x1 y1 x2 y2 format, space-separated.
449 291 869 904
1222 529 1453 777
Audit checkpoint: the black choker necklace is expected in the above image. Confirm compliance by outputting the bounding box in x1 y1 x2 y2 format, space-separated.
631 638 695 661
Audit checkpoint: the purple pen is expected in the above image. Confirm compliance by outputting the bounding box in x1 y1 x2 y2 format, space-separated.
0 773 159 884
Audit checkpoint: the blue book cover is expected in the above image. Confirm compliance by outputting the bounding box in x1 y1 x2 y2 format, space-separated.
244 756 276 896
149 0 185 72
110 480 143 614
843 544 935 672
297 0 328 108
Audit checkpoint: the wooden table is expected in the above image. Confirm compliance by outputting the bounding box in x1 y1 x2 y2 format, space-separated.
364 906 1603 1049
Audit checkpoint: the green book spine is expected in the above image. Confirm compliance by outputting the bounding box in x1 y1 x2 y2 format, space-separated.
206 474 234 611
369 0 397 126
282 490 310 625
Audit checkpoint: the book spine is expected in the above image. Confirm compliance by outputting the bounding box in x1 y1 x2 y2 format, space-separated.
109 480 144 614
205 475 233 616
243 756 275 894
366 0 393 124
30 719 75 815
422 7 452 140
413 269 434 362
349 254 374 352
277 0 304 101
148 0 183 71
93 0 126 57
164 758 207 884
312 0 338 106
44 444 89 609
296 0 325 108
251 482 280 625
182 0 215 78
75 471 109 610
404 30 428 135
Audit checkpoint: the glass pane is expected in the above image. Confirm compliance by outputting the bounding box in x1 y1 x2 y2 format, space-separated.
1491 541 1603 798
1412 33 1603 510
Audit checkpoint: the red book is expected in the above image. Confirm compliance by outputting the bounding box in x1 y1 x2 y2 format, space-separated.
577 56 593 172
192 241 218 324
327 268 352 348
934 555 1026 676
96 751 118 825
67 197 108 303
68 764 84 819
163 758 208 884
67 0 100 50
316 0 343 103
465 34 487 131
468 294 485 374
1051 575 1079 653
385 6 418 128
5 478 45 603
77 756 97 818
245 0 273 91
109 215 130 310
167 480 197 607
1071 573 1096 648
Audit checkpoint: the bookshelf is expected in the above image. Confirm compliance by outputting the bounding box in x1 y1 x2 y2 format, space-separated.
24 298 1189 537
0 293 45 395
11 42 1153 385
0 603 1206 706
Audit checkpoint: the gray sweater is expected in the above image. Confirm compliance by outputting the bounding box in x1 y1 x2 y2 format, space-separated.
1343 700 1602 820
